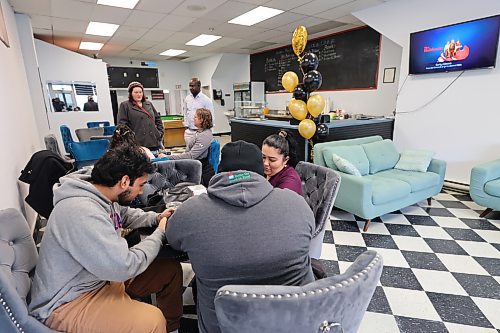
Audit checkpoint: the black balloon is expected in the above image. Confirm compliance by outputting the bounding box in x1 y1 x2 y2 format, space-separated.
300 53 319 73
293 83 308 102
316 123 329 138
303 70 322 92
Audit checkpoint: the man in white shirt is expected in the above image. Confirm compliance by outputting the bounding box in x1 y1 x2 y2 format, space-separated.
183 78 214 145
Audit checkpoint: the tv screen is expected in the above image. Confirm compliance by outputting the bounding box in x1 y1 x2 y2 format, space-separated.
409 15 500 75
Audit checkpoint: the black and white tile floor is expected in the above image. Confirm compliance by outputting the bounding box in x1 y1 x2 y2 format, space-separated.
179 189 500 333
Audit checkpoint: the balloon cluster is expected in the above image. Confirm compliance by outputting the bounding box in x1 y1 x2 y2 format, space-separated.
282 26 327 140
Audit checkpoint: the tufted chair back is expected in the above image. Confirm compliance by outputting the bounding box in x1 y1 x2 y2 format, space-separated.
86 121 110 128
59 125 75 156
295 161 341 259
0 208 59 332
208 139 221 173
138 159 202 206
215 250 382 333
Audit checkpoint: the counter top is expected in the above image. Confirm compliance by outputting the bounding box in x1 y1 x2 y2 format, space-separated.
230 117 393 129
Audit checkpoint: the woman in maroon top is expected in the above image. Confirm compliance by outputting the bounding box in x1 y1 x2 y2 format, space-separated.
262 129 303 196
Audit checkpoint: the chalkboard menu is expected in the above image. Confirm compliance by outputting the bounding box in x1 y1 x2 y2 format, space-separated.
107 66 159 88
250 27 381 92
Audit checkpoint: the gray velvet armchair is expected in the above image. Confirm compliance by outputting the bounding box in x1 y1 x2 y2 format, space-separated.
295 161 341 259
138 159 202 206
0 208 59 332
215 250 382 333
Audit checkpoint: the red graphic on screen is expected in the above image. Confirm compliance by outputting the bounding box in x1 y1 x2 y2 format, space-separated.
438 40 470 62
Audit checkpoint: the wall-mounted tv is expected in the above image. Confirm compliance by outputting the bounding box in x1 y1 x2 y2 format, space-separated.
409 15 500 75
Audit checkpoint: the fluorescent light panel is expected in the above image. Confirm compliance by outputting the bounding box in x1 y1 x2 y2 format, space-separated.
160 49 187 56
186 34 221 46
79 42 103 50
86 21 119 37
97 0 139 9
228 6 284 26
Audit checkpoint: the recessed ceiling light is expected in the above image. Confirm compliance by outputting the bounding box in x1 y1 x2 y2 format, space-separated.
97 0 139 9
186 34 221 46
86 21 119 37
228 6 284 26
160 49 187 56
79 42 104 50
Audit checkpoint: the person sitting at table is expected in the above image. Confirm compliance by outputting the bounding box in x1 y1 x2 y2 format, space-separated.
29 144 183 333
110 124 166 160
166 140 315 333
261 129 303 195
167 108 214 187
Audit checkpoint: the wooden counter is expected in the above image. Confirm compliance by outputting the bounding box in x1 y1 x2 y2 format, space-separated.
230 117 395 162
162 120 185 148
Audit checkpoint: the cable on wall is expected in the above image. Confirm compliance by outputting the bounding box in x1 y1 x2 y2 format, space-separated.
395 70 465 115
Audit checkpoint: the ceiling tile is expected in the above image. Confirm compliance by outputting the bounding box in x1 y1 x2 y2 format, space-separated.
171 0 228 18
123 10 165 28
224 25 268 39
52 17 88 33
141 29 175 42
335 14 364 24
51 0 95 21
264 0 314 11
275 15 327 32
315 0 383 20
179 18 221 34
128 39 159 49
30 15 52 30
235 0 269 4
10 0 51 16
136 0 184 14
290 0 352 16
113 25 149 39
254 12 306 30
202 1 257 23
210 22 246 37
165 31 199 44
155 14 196 31
249 29 286 42
33 28 53 36
91 5 131 25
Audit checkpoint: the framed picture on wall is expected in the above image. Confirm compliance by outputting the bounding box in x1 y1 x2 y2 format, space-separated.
0 1 9 48
383 67 396 83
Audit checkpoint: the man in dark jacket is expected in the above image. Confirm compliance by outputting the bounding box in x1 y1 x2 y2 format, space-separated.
84 96 99 111
166 140 315 333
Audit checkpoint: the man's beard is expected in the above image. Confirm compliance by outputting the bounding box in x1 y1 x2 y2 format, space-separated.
117 188 133 206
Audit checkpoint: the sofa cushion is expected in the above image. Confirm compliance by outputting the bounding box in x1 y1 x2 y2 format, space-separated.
395 150 435 172
323 146 370 176
332 154 361 176
366 176 411 205
362 140 400 174
374 169 440 193
485 178 500 197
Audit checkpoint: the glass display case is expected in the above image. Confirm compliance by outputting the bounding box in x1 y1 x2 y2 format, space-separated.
233 81 265 118
234 100 266 118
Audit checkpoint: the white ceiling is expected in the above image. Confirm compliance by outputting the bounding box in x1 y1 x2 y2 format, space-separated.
8 0 392 62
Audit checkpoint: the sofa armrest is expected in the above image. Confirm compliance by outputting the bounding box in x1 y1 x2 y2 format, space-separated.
428 159 446 177
336 174 373 213
471 159 500 185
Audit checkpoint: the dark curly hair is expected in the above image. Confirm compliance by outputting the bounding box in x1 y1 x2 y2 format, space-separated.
196 108 213 130
109 124 138 150
262 129 299 168
91 144 155 187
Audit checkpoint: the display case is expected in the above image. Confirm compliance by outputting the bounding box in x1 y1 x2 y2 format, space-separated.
233 82 265 118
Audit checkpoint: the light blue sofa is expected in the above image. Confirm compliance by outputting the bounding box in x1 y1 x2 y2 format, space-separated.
470 159 500 217
314 136 446 231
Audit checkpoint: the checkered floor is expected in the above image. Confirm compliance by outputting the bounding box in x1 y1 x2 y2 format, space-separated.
179 189 500 333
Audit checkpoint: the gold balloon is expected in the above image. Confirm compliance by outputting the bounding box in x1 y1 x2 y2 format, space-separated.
292 26 308 58
307 94 326 117
289 99 308 120
282 71 299 92
298 118 316 139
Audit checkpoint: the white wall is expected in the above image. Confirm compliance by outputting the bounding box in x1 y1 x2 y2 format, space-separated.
34 40 114 151
0 0 40 215
356 0 500 183
211 53 250 133
265 35 402 116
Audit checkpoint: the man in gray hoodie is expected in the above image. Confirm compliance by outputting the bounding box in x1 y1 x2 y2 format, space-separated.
29 145 183 333
166 140 315 333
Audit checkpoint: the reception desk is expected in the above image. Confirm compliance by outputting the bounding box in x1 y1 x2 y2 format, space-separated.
230 117 395 162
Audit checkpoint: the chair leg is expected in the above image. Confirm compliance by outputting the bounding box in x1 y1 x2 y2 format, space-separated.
427 197 432 205
479 208 493 218
363 219 371 232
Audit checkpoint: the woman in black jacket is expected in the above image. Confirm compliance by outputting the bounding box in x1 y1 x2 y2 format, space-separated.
117 81 164 151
